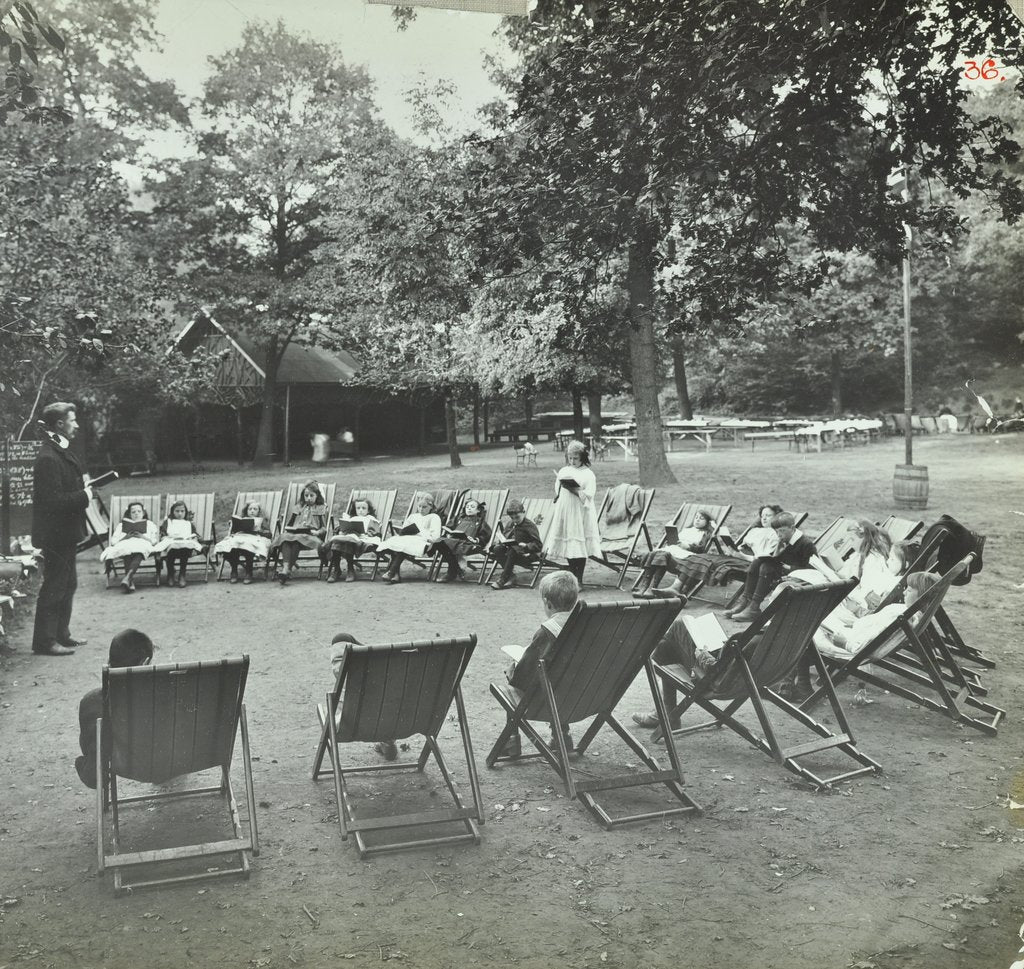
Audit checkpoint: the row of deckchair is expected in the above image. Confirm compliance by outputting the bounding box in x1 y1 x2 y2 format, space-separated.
94 559 1002 894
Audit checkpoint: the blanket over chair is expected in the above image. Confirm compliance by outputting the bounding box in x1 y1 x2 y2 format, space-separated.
601 483 644 548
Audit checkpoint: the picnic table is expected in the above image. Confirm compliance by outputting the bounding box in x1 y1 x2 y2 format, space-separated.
662 420 721 452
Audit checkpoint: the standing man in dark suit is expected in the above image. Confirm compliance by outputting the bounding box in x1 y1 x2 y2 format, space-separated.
31 402 91 657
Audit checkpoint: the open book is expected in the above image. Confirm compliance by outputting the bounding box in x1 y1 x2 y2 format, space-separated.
663 524 680 546
230 516 256 535
85 470 118 489
397 522 420 537
500 644 526 662
336 519 365 536
559 477 581 491
286 524 313 534
443 527 468 540
121 519 148 536
681 613 729 653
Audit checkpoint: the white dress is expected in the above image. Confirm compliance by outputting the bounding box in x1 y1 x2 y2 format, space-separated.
152 518 202 555
378 513 441 557
743 526 780 558
544 465 602 560
213 518 271 558
100 520 160 562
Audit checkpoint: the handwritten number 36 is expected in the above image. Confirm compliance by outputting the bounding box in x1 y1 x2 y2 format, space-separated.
963 59 1000 80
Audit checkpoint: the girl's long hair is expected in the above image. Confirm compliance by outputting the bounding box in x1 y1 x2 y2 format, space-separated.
856 520 892 576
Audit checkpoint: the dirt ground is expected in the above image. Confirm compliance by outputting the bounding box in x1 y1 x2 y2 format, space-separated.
1 432 1022 969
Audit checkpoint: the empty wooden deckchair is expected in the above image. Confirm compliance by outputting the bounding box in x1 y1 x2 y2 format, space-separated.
312 636 484 858
103 494 163 587
589 485 657 588
320 488 398 580
96 656 259 894
162 492 216 582
654 582 882 788
269 480 337 578
215 490 284 581
442 487 509 582
486 599 701 829
878 516 924 543
803 557 1004 735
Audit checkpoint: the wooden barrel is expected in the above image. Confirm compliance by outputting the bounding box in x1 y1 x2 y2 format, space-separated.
893 464 929 510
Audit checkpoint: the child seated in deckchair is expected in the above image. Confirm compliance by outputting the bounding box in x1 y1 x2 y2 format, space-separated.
99 502 159 593
633 509 717 598
153 500 203 588
489 499 543 590
75 629 154 789
213 500 272 584
497 570 579 757
428 498 491 583
726 512 841 621
323 498 382 583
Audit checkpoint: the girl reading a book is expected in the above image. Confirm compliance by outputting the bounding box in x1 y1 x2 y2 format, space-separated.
153 501 203 588
430 498 491 583
633 509 717 598
271 481 328 585
543 441 601 584
213 500 272 584
323 497 381 583
376 492 442 584
99 501 159 593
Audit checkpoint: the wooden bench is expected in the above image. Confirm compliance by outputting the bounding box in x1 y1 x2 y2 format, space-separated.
744 430 796 450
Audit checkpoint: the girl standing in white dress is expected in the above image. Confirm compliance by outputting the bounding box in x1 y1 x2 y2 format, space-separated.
153 500 203 588
377 492 442 584
543 440 601 584
100 501 159 593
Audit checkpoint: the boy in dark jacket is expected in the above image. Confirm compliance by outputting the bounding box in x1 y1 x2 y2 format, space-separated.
489 499 543 590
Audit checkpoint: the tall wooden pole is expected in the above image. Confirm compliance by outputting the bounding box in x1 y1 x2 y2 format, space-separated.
902 167 913 466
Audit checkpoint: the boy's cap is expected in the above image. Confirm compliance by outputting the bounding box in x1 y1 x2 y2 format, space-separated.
506 499 525 514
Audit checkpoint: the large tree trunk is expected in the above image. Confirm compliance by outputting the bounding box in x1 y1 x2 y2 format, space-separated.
587 392 603 441
671 336 693 419
830 349 843 416
626 228 676 485
571 386 585 441
251 341 281 468
445 394 462 468
483 398 489 443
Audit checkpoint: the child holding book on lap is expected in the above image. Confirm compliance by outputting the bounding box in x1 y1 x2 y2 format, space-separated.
271 481 328 585
153 500 202 588
323 498 381 583
633 509 717 598
213 500 271 584
99 501 159 593
430 498 491 583
489 499 543 590
377 492 441 584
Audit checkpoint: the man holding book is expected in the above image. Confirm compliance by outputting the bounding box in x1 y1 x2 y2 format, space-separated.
31 403 92 656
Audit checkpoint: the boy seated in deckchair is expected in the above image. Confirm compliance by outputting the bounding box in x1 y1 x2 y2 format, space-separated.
75 629 154 789
498 570 579 756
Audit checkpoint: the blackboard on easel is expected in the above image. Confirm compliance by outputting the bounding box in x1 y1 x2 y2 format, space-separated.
1 439 42 553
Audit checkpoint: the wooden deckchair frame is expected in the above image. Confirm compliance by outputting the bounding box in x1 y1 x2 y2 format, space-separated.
103 495 163 587
802 557 1004 735
319 488 398 580
811 516 861 574
96 656 259 894
162 492 216 582
654 582 881 788
268 481 337 579
878 516 924 543
374 489 464 581
589 486 658 589
440 488 510 582
312 636 484 858
215 490 284 581
486 599 701 829
629 500 734 598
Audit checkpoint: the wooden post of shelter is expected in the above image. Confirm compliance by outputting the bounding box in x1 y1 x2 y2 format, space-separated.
284 383 291 467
